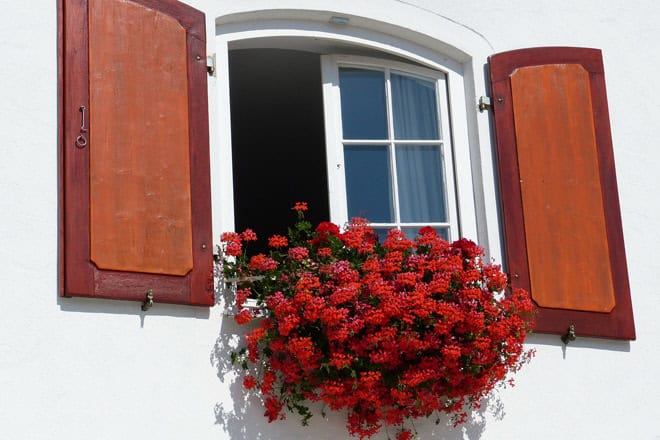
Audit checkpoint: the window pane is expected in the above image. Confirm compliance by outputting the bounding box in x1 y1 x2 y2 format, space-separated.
395 145 447 222
339 68 388 139
391 73 440 140
344 145 393 222
373 227 391 244
401 226 449 241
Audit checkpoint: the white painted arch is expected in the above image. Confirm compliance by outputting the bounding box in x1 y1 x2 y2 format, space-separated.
212 8 500 258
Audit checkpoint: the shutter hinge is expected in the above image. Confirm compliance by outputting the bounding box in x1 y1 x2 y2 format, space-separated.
206 54 216 77
478 96 492 112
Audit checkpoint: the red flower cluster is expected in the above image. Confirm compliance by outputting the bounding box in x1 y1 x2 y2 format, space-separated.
292 201 309 212
220 205 535 439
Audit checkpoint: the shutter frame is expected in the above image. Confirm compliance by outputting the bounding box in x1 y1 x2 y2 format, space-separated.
59 0 214 306
489 47 635 339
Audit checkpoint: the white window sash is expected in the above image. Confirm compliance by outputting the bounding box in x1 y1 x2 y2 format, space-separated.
321 54 460 240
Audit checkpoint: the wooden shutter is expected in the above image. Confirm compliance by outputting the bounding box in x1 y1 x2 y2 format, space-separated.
59 0 214 306
489 47 634 339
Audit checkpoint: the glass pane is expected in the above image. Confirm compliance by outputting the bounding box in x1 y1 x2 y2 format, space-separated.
339 68 388 139
344 145 393 223
391 73 440 140
395 145 447 222
402 226 449 241
373 227 392 244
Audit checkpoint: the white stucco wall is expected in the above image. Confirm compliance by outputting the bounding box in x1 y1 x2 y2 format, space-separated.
1 1 659 439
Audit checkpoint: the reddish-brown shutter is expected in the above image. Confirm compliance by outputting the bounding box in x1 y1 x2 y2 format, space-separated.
59 0 214 306
489 47 634 339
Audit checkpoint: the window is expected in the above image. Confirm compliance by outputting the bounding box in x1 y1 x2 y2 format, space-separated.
321 56 459 241
60 3 634 339
226 47 468 250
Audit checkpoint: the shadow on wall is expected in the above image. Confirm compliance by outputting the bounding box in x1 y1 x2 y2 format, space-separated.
526 333 630 361
58 295 210 327
210 303 502 440
526 332 631 352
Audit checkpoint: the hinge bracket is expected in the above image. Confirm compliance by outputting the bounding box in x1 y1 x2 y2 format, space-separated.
478 96 492 112
206 54 216 77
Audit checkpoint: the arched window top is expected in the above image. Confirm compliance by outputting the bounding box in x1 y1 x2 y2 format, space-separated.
214 10 482 75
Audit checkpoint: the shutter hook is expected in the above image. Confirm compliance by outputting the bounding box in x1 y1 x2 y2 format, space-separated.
141 289 154 311
75 135 87 148
75 105 88 148
561 324 576 345
79 105 87 132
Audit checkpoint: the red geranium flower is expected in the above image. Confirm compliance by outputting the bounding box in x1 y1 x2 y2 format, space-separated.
241 228 257 242
268 235 288 248
292 201 309 212
315 221 340 236
234 309 252 325
243 375 257 389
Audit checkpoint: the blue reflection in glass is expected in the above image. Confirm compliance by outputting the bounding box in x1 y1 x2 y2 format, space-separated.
344 145 393 222
339 68 388 140
396 145 447 222
391 73 439 140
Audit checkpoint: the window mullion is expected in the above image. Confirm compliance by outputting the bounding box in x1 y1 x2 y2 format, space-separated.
435 76 459 241
384 68 401 228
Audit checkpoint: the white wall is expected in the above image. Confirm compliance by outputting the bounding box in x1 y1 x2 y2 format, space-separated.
1 1 659 439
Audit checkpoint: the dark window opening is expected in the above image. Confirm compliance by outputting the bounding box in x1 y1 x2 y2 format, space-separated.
229 49 329 253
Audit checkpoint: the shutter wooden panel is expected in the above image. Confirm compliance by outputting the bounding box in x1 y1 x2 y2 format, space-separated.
489 47 634 339
60 0 214 306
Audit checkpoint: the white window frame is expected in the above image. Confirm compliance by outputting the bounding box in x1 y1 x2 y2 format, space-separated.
321 55 459 240
214 20 481 249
